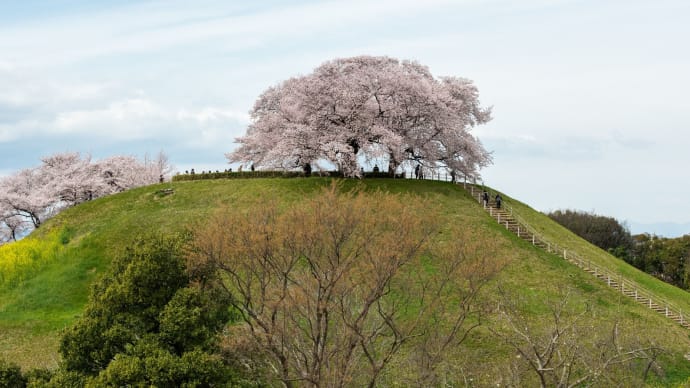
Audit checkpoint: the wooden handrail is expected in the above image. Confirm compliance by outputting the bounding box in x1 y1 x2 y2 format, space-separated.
458 182 689 329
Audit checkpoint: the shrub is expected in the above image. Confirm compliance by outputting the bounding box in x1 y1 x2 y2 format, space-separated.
24 368 53 387
0 358 26 388
172 170 309 181
55 233 244 386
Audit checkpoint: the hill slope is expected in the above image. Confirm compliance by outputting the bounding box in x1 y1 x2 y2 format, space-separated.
1 178 690 384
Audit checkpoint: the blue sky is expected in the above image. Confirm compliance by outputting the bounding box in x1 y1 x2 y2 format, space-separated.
1 0 689 235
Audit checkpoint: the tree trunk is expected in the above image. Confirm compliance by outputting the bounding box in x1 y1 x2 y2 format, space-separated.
388 153 398 177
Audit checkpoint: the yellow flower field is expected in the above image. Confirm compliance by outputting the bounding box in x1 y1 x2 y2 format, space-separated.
0 233 63 286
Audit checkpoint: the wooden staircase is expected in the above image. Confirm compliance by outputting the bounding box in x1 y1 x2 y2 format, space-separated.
463 184 690 330
486 205 549 250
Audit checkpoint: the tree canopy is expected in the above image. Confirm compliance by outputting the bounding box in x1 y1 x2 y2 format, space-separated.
228 55 492 177
0 152 170 244
56 234 244 387
547 209 634 257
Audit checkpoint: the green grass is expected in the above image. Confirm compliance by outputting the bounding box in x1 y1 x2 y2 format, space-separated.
497 189 690 314
1 178 690 385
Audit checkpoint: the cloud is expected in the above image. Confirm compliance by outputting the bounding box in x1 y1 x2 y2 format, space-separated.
0 94 248 175
0 59 15 72
0 128 18 143
54 98 159 138
176 107 249 127
1 0 466 66
50 97 248 144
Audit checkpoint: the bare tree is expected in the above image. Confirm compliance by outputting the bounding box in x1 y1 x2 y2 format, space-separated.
490 289 664 387
143 150 174 182
400 231 504 386
188 183 502 387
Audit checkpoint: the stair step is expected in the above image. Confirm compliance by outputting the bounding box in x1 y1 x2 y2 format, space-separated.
464 184 690 331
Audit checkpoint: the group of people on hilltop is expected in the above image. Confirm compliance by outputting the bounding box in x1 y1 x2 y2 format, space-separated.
482 190 502 209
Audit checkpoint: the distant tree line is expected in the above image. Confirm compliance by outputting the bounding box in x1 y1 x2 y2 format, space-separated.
548 209 690 290
629 234 690 290
547 209 634 258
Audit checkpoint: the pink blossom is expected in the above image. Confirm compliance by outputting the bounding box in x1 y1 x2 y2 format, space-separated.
229 55 492 177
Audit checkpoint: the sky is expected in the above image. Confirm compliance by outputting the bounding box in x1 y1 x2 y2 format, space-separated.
1 0 689 236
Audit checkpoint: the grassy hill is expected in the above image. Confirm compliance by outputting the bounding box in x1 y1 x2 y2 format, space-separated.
1 177 690 384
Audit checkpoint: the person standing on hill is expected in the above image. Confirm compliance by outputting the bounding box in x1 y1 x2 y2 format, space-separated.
482 190 489 208
495 193 502 209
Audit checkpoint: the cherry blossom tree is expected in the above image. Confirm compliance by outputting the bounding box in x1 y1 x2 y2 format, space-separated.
228 56 492 178
0 152 170 243
95 155 159 195
0 207 30 243
40 152 99 204
0 167 54 229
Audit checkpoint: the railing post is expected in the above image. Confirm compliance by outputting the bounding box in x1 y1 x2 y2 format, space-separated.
469 187 681 329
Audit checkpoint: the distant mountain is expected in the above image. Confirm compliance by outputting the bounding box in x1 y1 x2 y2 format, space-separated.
629 221 690 238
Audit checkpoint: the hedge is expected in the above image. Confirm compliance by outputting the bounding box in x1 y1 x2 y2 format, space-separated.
172 170 405 182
